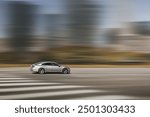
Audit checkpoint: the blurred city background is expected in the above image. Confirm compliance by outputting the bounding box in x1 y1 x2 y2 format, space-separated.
0 0 150 64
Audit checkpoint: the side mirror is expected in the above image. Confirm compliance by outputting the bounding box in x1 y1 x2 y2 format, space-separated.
55 64 60 67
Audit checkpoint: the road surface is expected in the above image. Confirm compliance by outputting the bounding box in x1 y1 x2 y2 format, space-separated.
0 67 150 100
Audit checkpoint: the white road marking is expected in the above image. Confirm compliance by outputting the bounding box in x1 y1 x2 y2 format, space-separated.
0 85 88 92
0 80 39 83
73 95 137 100
0 74 20 78
71 74 150 78
0 90 100 100
0 78 29 80
0 82 62 86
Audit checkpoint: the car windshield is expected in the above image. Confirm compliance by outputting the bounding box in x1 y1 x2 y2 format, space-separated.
55 63 61 66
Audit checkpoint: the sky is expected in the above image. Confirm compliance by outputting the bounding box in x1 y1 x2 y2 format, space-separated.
0 0 150 37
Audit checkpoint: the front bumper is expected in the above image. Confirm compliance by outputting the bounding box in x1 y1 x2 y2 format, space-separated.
30 67 38 73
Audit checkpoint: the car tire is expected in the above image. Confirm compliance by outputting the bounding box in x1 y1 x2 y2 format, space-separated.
62 69 69 74
38 68 45 74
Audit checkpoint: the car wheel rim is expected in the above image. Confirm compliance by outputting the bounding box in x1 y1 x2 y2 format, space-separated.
40 69 44 74
64 70 68 74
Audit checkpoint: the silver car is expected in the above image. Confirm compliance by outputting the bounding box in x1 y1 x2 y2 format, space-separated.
30 61 70 74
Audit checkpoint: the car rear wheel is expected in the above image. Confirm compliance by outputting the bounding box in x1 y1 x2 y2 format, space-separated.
62 69 69 74
38 68 45 74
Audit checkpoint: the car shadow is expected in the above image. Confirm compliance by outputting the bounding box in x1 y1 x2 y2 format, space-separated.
45 72 63 74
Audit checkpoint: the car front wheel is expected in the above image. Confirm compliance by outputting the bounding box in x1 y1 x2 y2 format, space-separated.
38 68 45 74
62 69 69 74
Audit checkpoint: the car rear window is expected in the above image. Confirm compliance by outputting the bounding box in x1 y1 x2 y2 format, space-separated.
42 63 53 65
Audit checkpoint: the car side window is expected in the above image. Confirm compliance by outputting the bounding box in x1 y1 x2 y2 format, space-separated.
52 63 59 66
42 63 52 66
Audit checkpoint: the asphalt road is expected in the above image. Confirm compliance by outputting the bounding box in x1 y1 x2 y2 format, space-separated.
0 67 150 100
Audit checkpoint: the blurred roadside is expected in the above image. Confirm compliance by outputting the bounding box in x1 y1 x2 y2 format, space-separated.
0 63 150 68
0 45 149 64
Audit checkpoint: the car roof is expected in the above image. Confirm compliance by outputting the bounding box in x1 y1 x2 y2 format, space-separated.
38 61 57 64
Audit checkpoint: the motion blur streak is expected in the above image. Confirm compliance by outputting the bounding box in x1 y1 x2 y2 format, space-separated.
0 0 149 64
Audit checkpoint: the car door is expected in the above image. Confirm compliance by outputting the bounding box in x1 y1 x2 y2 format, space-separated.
51 63 61 72
42 63 53 72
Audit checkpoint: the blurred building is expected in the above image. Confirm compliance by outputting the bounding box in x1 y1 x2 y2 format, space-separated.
67 0 99 46
132 22 150 53
133 22 150 36
45 14 68 48
8 1 35 53
114 22 150 53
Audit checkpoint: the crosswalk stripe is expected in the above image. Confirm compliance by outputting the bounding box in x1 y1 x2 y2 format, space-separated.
0 90 100 100
0 74 20 78
0 85 87 92
73 95 136 100
0 82 62 86
0 77 103 100
0 80 39 83
0 78 29 80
